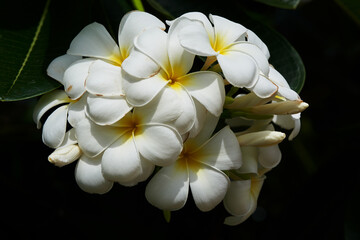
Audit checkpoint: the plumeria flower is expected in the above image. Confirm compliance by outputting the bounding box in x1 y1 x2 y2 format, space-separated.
33 89 86 148
59 11 165 125
75 91 183 185
173 12 271 93
223 176 265 226
122 17 225 135
145 113 242 211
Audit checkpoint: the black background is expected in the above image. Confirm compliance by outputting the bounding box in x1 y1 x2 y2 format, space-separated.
0 0 359 239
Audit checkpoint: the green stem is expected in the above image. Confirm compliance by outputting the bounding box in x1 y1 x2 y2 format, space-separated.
131 0 145 11
200 56 217 71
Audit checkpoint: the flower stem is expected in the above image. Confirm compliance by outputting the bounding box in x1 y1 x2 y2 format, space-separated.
200 56 217 71
131 0 145 11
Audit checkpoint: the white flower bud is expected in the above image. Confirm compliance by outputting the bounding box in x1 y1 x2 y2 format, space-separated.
237 130 286 147
48 144 82 167
250 100 309 115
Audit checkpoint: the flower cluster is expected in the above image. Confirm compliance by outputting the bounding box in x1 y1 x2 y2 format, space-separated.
33 11 308 225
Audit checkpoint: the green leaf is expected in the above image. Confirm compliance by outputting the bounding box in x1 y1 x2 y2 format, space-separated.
0 0 60 102
254 0 300 9
334 0 360 26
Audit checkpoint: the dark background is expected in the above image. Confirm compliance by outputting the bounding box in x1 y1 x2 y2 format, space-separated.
1 0 359 239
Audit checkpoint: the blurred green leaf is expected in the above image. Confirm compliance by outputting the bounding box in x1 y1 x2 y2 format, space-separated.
254 0 300 9
335 0 360 26
0 0 60 102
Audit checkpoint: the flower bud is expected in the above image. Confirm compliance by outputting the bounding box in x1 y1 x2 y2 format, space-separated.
48 144 82 167
249 100 309 115
237 130 286 147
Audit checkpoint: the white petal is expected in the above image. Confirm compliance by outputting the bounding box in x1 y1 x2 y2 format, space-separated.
67 22 121 65
67 94 87 128
134 27 170 74
168 85 196 135
75 154 113 194
75 118 123 157
86 94 132 125
47 54 81 84
33 90 70 129
134 124 182 166
217 51 259 88
122 71 168 107
249 74 278 98
169 12 215 44
118 11 165 59
192 126 242 170
63 58 95 100
223 179 252 216
167 17 196 77
179 21 217 56
134 86 183 124
85 60 123 96
223 176 265 226
246 29 270 60
289 117 301 140
102 134 142 183
235 146 258 174
210 14 247 49
187 98 208 139
121 49 160 78
189 163 230 211
258 145 281 169
187 110 219 145
268 66 300 100
58 128 78 147
145 163 189 211
228 42 269 76
42 105 68 148
179 71 225 116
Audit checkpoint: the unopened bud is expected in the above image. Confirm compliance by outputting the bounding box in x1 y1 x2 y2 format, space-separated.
237 130 286 147
249 100 309 115
48 144 82 167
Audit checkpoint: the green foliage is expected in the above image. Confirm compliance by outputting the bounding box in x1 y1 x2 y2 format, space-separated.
0 0 60 101
254 0 300 9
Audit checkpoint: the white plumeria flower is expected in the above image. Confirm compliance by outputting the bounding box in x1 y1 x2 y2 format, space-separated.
174 12 271 92
58 11 165 124
145 114 242 212
33 89 86 148
223 176 265 226
75 91 183 185
122 17 225 135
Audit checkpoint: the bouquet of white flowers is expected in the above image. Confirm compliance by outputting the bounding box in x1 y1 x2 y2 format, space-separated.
33 11 308 225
